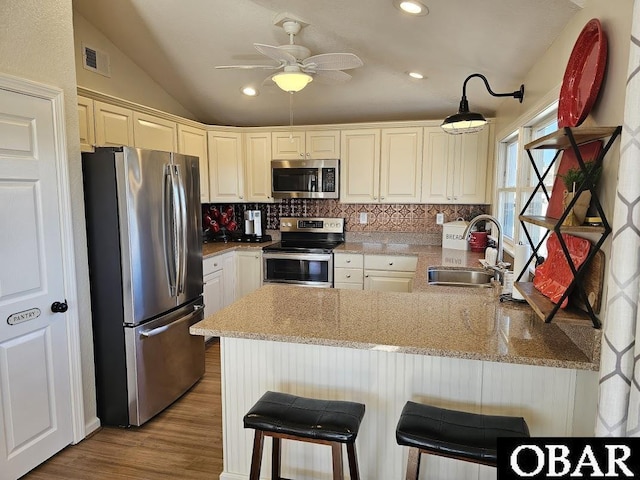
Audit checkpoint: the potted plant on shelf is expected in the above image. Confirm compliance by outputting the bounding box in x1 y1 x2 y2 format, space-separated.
558 161 601 226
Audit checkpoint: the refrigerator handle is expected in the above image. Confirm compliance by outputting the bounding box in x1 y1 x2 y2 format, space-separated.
174 164 188 295
164 165 178 297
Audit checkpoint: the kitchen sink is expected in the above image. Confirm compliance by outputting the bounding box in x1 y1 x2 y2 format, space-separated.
427 267 494 288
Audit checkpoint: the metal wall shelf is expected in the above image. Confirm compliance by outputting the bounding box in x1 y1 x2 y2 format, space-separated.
518 125 621 329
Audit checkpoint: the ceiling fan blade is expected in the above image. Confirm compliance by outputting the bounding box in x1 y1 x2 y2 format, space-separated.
302 53 363 71
312 70 352 85
254 43 297 65
215 64 283 70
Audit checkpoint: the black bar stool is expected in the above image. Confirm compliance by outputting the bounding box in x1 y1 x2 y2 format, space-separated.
244 391 365 480
396 401 530 479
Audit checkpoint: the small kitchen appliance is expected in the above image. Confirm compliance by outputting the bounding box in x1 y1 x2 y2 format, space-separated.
263 217 345 287
244 210 263 237
271 159 339 199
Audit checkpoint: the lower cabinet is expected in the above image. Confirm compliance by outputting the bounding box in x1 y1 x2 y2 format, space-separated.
334 253 364 290
363 254 418 293
203 252 236 320
236 250 262 298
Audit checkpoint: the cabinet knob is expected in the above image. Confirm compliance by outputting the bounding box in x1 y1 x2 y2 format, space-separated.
389 262 393 266
346 275 351 278
239 195 243 199
306 153 310 157
381 196 385 200
373 196 377 200
346 260 351 263
214 263 218 267
365 274 369 278
299 153 304 157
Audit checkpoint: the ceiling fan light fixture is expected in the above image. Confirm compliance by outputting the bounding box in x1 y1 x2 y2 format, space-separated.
272 71 313 92
408 71 424 79
441 73 524 135
393 0 429 16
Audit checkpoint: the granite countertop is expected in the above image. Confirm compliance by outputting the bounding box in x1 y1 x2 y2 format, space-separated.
202 240 276 257
196 241 599 369
191 283 597 370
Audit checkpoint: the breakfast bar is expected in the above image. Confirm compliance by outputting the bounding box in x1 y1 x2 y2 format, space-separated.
192 247 600 480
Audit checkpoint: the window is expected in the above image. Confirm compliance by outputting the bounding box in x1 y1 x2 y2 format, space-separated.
495 105 558 257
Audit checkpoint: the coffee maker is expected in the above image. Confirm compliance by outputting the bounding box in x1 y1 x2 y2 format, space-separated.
242 210 271 242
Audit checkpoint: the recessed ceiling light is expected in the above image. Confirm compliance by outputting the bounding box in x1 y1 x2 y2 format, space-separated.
408 72 424 79
241 86 258 96
393 0 429 16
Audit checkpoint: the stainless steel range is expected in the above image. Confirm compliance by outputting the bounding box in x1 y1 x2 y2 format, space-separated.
263 217 345 287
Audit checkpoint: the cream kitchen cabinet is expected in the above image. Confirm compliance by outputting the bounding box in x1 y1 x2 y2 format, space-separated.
77 95 95 152
340 127 422 203
94 100 134 147
245 132 273 202
133 111 177 152
236 250 262 298
203 252 236 319
208 130 245 202
272 130 340 160
333 253 364 290
178 124 210 203
363 254 418 292
421 126 490 204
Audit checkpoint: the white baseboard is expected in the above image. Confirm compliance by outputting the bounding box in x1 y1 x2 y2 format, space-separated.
83 417 101 437
220 473 247 480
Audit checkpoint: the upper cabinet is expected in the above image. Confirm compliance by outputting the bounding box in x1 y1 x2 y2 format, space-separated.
340 127 422 203
208 130 244 202
245 132 273 203
94 101 134 147
77 95 95 152
272 130 340 159
178 124 209 203
133 112 177 152
421 126 490 204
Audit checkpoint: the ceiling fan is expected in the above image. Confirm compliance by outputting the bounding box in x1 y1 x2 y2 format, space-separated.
215 16 364 93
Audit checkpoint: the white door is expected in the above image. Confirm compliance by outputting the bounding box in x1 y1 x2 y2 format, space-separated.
0 88 73 478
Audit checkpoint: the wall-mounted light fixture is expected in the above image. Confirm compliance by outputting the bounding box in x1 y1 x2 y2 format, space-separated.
441 73 524 134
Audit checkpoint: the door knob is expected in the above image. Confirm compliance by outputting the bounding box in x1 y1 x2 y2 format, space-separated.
51 300 68 313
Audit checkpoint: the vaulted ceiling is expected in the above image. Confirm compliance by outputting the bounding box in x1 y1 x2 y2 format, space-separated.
72 0 581 127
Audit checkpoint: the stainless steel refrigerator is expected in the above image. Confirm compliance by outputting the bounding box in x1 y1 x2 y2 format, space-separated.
82 147 204 426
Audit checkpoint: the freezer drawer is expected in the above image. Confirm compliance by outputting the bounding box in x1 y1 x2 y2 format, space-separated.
124 299 205 426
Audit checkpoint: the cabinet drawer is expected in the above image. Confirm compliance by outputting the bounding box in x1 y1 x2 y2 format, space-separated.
334 267 364 283
364 255 418 272
334 253 364 268
203 255 224 275
334 282 363 290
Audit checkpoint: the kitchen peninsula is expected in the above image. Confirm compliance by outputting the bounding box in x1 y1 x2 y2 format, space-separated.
191 247 600 480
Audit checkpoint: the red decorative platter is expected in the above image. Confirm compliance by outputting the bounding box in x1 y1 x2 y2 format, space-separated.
557 18 607 127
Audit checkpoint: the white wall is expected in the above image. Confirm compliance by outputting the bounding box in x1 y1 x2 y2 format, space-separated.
73 11 197 120
0 0 98 432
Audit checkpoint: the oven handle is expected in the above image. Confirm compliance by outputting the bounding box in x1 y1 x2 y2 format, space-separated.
262 252 333 262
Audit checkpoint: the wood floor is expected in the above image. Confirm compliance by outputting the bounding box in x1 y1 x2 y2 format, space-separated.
23 339 223 480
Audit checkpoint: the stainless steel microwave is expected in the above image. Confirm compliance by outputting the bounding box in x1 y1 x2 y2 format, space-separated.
271 159 339 199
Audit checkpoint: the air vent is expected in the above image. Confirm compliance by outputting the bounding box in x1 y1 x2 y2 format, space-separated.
82 44 111 77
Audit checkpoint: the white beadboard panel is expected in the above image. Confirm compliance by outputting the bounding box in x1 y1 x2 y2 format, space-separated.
480 361 576 435
220 338 583 480
572 369 599 436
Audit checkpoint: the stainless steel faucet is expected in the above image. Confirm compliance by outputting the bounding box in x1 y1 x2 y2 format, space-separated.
464 214 509 281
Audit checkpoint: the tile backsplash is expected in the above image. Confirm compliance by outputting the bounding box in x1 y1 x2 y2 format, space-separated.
203 199 489 245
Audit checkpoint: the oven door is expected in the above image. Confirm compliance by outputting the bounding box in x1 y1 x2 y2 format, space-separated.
263 252 333 287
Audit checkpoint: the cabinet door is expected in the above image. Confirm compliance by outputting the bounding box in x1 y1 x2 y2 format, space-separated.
245 133 273 202
452 128 490 203
421 127 455 203
237 251 262 298
364 270 414 292
208 130 245 202
77 96 95 152
340 129 381 203
380 127 422 203
203 270 224 318
221 253 236 307
272 131 305 159
94 101 134 147
133 112 177 152
306 130 340 159
178 124 209 203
